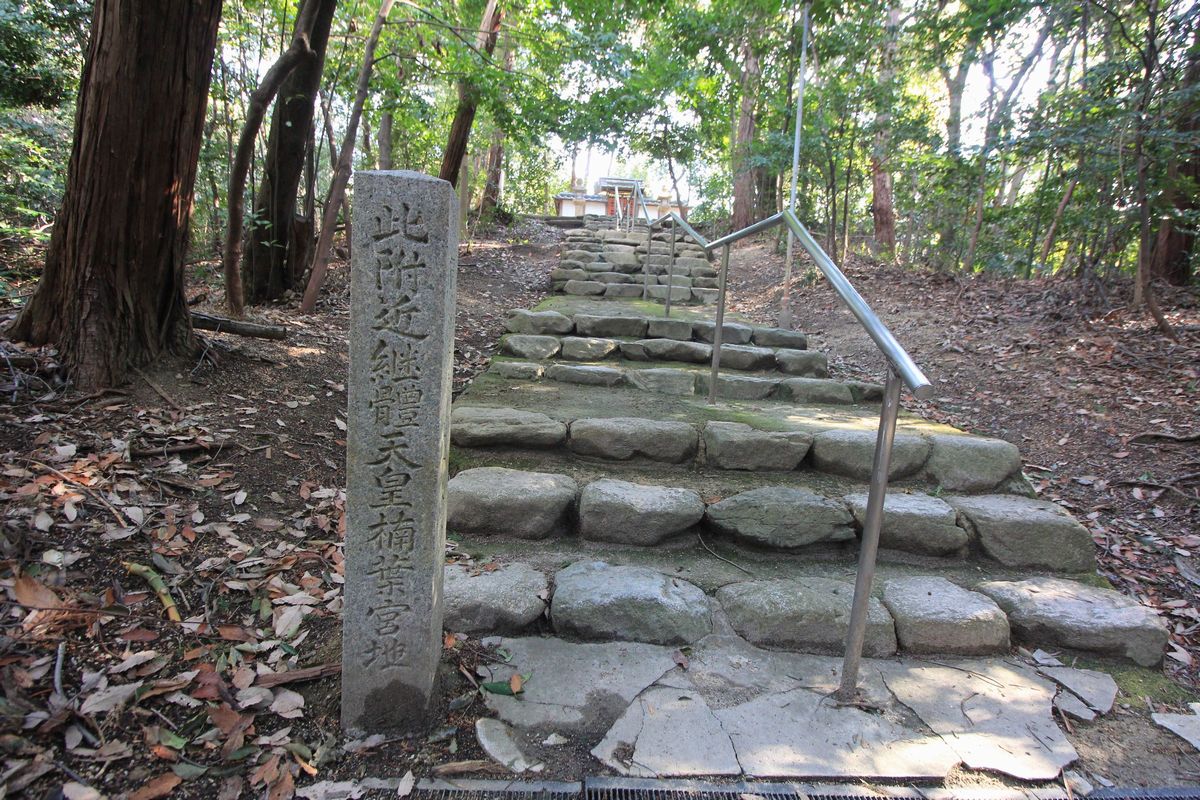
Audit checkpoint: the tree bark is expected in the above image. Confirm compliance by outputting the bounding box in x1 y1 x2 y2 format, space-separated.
245 0 337 307
438 0 502 187
1149 25 1199 286
378 111 393 170
870 3 900 258
479 32 512 217
10 0 222 390
299 0 394 314
731 38 761 232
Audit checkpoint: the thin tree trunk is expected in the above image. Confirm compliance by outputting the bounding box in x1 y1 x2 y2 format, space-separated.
438 0 502 187
10 0 222 389
870 3 899 258
731 38 761 232
300 0 394 314
378 111 393 170
1038 176 1077 268
221 2 320 316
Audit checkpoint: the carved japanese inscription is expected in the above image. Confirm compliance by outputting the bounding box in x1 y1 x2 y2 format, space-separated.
342 171 457 732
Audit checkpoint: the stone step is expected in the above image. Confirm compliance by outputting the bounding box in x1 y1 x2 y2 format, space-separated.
505 310 808 350
450 406 1022 491
444 461 1088 570
442 557 1163 667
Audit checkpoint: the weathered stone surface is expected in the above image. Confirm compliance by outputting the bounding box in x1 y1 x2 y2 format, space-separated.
505 310 574 336
626 368 697 396
551 561 712 645
1040 666 1118 714
702 421 812 471
605 284 643 298
579 479 705 545
1153 712 1200 751
563 249 597 262
563 279 606 295
752 327 808 349
693 321 753 344
574 314 648 338
443 563 548 634
569 417 698 463
696 374 780 400
847 381 884 402
706 486 854 548
482 637 677 732
648 285 691 302
594 272 635 284
489 361 544 380
978 577 1169 666
693 277 719 289
450 406 566 448
947 494 1093 572
1055 691 1097 723
843 491 967 556
343 170 455 732
447 467 578 539
716 344 776 371
544 364 625 387
777 377 854 404
774 349 829 377
658 274 693 287
925 434 1021 491
603 252 640 268
691 265 718 279
500 334 561 360
618 341 649 361
717 578 897 656
882 577 1009 655
583 261 611 272
691 288 719 304
810 429 931 479
637 338 712 363
558 336 619 360
647 318 695 340
593 688 740 777
550 268 588 282
674 256 710 271
475 718 542 773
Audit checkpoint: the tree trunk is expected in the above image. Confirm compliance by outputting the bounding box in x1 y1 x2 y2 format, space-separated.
299 0 394 314
378 111 393 170
244 0 337 306
870 3 900 258
731 39 761 232
10 0 222 390
438 0 502 187
479 31 512 217
1149 25 1199 286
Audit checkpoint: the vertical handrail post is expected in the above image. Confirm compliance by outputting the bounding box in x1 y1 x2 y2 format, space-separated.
665 217 677 317
779 3 810 330
836 368 902 700
707 244 731 404
644 210 655 302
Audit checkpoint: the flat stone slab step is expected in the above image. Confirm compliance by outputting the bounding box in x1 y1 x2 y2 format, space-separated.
474 634 1084 780
451 406 1023 492
505 310 808 350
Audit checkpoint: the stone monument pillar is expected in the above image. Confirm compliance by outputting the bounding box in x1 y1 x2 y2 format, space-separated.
342 170 457 733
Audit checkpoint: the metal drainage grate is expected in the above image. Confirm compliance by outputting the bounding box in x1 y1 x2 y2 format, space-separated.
407 777 1200 800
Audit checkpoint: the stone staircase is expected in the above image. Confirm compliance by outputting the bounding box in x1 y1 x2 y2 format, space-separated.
551 226 719 304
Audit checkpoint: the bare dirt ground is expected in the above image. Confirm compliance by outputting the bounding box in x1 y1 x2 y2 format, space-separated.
1 223 1199 796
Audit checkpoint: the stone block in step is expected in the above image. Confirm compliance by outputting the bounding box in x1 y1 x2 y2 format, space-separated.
567 240 602 251
717 577 897 656
447 467 578 539
563 279 606 296
603 252 640 268
559 336 619 360
544 364 625 387
847 381 884 402
594 272 635 284
601 230 641 242
563 249 597 262
882 577 1010 655
778 377 855 404
500 333 561 360
702 421 812 470
648 285 691 302
444 563 548 634
946 494 1093 572
715 344 776 371
691 265 719 279
811 429 930 480
692 288 719 303
505 309 574 335
924 433 1021 492
775 349 829 377
605 284 643 298
627 367 697 396
658 275 693 287
625 338 711 363
843 491 967 556
752 327 808 349
583 261 614 272
706 486 855 548
646 318 694 340
575 313 648 338
695 373 780 400
450 406 565 447
568 417 698 462
551 561 712 646
674 256 710 271
552 267 588 280
977 577 1168 666
642 255 672 269
602 243 637 254
693 277 719 289
489 361 544 380
693 320 753 344
579 478 705 545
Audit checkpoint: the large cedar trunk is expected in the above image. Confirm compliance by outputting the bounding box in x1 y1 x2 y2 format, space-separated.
10 0 222 390
731 40 761 232
1150 26 1199 286
244 0 337 305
